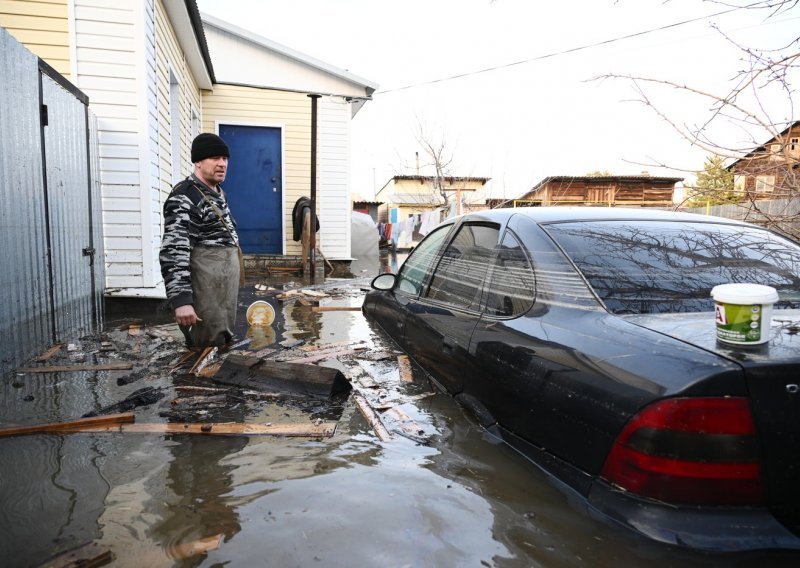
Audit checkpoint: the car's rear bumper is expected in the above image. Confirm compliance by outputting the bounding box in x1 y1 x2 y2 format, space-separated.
587 480 800 551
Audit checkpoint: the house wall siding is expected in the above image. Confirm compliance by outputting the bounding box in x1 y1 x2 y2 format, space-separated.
71 0 146 290
318 95 351 259
0 0 70 77
151 0 201 295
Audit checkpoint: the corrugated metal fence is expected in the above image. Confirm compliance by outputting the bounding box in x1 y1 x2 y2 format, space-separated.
683 199 800 238
1 28 104 376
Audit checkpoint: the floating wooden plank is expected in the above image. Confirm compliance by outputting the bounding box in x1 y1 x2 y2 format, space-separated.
353 392 392 441
175 386 229 394
279 346 369 364
397 355 414 383
16 363 133 373
196 362 222 378
190 346 217 376
311 306 362 312
383 405 426 441
213 354 351 398
145 327 175 341
171 350 197 371
74 421 336 437
0 413 134 438
37 541 113 568
167 533 223 560
35 343 63 362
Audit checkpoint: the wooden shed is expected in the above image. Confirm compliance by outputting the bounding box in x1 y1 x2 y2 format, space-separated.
519 175 683 207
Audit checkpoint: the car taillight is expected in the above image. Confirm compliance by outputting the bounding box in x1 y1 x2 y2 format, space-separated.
600 397 764 506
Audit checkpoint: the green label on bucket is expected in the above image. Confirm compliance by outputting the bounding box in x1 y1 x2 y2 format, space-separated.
714 302 763 342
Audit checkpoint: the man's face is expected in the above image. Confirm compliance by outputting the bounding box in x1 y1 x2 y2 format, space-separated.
195 155 228 186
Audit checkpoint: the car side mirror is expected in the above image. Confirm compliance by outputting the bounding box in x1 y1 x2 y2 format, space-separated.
371 273 396 291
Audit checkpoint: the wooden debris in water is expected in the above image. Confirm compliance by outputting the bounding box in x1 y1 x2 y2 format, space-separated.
397 355 414 383
0 412 135 438
279 345 368 364
213 354 351 399
35 343 63 362
0 411 335 438
352 392 392 442
78 421 336 437
37 540 113 568
189 346 217 376
16 362 133 373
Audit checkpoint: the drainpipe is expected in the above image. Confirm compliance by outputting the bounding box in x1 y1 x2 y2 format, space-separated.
308 94 321 284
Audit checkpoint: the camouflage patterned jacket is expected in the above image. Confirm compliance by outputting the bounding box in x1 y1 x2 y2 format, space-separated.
159 175 239 308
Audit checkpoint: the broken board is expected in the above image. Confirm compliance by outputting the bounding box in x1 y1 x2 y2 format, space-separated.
212 354 352 399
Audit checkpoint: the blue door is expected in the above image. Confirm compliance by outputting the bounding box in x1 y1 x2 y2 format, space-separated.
219 124 282 254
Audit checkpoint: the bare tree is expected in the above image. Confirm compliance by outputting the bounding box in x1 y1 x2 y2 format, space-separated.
601 0 800 236
415 120 457 208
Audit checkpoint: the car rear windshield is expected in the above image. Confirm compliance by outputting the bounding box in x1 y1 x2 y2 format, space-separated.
544 220 800 314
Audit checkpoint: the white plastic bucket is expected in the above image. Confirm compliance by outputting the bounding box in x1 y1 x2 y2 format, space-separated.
246 300 275 327
711 283 778 345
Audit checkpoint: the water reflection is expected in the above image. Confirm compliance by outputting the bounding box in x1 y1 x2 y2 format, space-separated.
245 324 276 350
150 435 246 565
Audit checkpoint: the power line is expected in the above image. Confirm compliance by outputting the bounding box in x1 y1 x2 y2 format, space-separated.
376 4 758 95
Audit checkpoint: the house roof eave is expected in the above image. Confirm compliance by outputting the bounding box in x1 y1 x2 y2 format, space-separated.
164 1 215 89
200 12 378 97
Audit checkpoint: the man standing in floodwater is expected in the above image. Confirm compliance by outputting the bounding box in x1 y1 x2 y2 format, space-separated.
159 133 242 349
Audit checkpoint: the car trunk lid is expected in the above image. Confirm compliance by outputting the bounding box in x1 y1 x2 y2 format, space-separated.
622 310 800 532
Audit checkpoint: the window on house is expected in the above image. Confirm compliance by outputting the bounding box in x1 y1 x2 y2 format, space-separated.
768 143 782 161
169 69 181 184
733 175 746 194
790 137 799 156
190 105 199 140
755 175 775 193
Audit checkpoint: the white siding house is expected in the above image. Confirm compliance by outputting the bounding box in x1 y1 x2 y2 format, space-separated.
63 0 212 297
1 0 213 298
200 13 377 262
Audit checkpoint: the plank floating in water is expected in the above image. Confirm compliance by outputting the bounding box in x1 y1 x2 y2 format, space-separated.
37 540 113 568
76 421 337 437
0 412 335 438
0 412 135 437
353 392 392 442
16 362 134 373
397 355 414 383
311 306 362 312
213 354 351 399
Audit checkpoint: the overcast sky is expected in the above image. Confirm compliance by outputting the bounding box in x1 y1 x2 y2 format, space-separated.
196 0 799 200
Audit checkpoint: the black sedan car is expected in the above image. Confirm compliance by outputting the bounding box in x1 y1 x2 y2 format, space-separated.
362 207 800 552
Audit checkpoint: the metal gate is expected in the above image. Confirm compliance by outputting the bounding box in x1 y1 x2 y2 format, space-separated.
0 28 104 376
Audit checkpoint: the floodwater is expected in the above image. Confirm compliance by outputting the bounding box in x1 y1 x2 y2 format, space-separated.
1 251 799 567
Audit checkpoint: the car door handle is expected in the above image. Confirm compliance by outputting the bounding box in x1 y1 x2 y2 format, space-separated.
443 336 457 353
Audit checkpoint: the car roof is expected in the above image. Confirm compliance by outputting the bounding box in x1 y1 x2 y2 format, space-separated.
461 206 752 226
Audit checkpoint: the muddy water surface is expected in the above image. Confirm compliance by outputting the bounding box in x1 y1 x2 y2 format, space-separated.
1 257 798 567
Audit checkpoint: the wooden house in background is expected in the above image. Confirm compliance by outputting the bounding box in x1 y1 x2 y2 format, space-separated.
375 175 490 247
728 121 800 199
519 175 683 207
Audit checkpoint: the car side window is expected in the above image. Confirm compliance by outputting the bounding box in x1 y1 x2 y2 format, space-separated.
395 224 451 296
426 223 500 310
483 231 535 317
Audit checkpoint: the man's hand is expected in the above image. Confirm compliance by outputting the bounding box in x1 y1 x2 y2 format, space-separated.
175 304 202 327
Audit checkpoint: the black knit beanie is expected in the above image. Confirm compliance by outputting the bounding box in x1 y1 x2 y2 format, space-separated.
191 133 230 162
